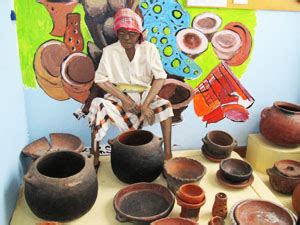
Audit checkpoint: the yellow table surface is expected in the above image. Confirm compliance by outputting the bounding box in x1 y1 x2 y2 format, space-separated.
11 150 285 225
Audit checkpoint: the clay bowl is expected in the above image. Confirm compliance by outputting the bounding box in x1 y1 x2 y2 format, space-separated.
177 183 205 204
267 166 300 195
151 217 198 225
274 160 300 177
50 133 84 152
113 183 175 224
232 199 296 225
202 130 237 159
176 195 206 209
164 157 206 193
22 137 51 159
219 158 252 183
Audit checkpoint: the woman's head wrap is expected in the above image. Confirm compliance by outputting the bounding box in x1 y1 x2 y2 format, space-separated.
114 8 143 40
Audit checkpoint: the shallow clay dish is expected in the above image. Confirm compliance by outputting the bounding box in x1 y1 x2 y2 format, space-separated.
113 183 174 224
216 170 254 189
164 157 206 193
151 217 198 225
233 199 296 225
220 158 252 183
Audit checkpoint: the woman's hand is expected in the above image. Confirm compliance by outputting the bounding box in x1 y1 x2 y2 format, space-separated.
140 104 155 125
121 97 140 114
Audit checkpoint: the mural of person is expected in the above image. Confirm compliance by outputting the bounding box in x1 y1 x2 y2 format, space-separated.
87 8 174 168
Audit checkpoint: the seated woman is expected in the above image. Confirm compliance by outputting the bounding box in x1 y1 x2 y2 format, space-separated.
88 8 173 168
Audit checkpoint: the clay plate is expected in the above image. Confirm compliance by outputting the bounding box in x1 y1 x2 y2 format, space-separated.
233 199 295 225
216 170 254 189
151 217 197 225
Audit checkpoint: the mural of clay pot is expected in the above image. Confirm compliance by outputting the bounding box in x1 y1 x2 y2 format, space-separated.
38 0 78 37
109 130 164 184
267 160 300 195
211 30 242 60
24 151 98 221
260 101 300 147
34 40 70 100
81 0 108 18
158 78 194 123
192 12 222 41
61 52 95 103
176 28 208 59
64 13 84 52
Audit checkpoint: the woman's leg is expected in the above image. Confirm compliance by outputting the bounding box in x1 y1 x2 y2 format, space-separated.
160 117 173 160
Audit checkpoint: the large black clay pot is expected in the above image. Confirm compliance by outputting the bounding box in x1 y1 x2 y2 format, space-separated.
260 101 300 147
109 130 164 184
24 151 98 221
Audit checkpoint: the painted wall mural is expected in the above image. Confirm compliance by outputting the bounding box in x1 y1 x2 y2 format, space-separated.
15 0 256 125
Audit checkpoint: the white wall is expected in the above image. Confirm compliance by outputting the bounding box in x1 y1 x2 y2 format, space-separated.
0 1 29 224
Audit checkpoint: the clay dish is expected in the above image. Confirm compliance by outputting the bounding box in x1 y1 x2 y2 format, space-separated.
216 170 254 189
274 160 300 177
164 157 206 193
176 195 206 209
151 217 198 225
233 199 295 225
22 137 51 159
220 158 252 183
113 183 175 224
177 183 205 204
201 145 227 163
50 133 84 152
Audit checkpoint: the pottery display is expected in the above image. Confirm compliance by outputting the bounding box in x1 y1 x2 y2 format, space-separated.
164 157 206 193
219 158 253 183
150 217 198 225
212 192 228 219
230 199 296 225
109 130 164 184
292 183 300 224
24 151 98 221
176 195 206 221
267 160 300 195
260 101 300 147
22 133 84 159
202 130 237 159
176 183 205 204
113 183 174 224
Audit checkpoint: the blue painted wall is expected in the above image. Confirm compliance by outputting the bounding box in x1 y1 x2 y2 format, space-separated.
0 1 29 225
24 10 300 149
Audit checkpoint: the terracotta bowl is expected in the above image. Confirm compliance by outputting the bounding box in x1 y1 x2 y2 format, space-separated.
231 199 296 225
151 217 198 225
219 158 252 183
164 157 206 193
176 195 206 209
113 183 175 224
177 183 205 204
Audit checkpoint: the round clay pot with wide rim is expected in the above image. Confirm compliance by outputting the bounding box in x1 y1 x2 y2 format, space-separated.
24 151 98 221
177 183 205 204
260 101 300 147
109 130 164 184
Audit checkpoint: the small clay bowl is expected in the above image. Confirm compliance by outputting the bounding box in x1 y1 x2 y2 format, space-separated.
164 157 206 193
177 183 205 204
151 217 198 225
220 158 252 183
176 195 206 209
113 183 175 224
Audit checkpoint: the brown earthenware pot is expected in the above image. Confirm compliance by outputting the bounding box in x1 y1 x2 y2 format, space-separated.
260 101 300 147
109 130 164 184
24 151 98 221
292 183 300 223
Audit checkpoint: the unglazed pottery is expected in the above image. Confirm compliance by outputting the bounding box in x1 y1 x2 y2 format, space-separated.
177 183 205 204
219 158 253 183
113 183 174 224
150 217 198 225
164 157 206 193
216 170 254 189
292 183 300 223
260 101 300 147
109 130 164 184
24 151 97 221
274 160 300 177
208 216 225 225
176 195 206 221
212 192 228 219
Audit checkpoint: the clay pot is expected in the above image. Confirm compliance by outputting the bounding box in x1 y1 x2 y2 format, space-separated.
151 217 197 225
292 183 300 223
267 159 300 195
212 192 228 219
164 157 206 194
219 158 253 183
24 151 98 221
109 130 164 184
208 216 224 225
176 196 206 221
260 101 300 147
113 183 174 224
202 130 237 159
176 183 205 204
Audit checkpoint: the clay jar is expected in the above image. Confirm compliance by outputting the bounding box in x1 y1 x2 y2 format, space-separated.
24 151 98 221
260 101 300 147
202 130 237 159
109 130 164 184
